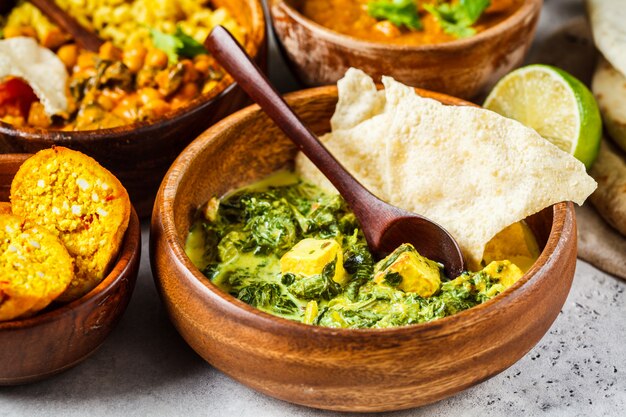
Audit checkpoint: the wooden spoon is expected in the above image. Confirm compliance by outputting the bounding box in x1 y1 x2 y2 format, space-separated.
26 0 104 52
204 26 466 277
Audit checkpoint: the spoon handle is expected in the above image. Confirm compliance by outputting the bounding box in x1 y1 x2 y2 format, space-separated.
205 26 380 210
28 0 104 52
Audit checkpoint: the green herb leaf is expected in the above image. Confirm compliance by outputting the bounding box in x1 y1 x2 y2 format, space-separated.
149 26 207 63
367 0 422 31
175 27 207 57
383 271 403 287
424 0 490 38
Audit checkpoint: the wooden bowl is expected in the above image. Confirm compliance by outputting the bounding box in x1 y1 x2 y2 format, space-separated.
0 154 141 385
150 86 577 412
270 0 542 99
0 0 266 217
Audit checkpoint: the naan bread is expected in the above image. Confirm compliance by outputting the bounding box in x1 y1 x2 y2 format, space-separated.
589 139 626 237
592 57 626 153
0 37 68 116
586 0 626 79
297 69 597 269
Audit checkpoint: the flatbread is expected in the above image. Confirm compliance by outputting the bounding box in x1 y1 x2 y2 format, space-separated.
592 57 626 153
0 37 68 116
589 139 626 237
586 0 626 79
297 69 597 269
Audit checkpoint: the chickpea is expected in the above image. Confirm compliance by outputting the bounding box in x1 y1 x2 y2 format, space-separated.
99 41 122 61
41 28 69 49
138 87 162 105
372 20 401 38
180 59 199 83
178 82 199 100
145 48 168 69
122 45 147 73
193 54 212 75
142 99 171 118
76 51 98 71
57 44 79 69
27 102 52 128
113 96 140 120
96 94 115 111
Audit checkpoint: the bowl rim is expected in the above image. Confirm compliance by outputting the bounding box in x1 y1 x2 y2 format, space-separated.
0 0 266 141
0 174 141 330
271 0 542 53
155 84 575 339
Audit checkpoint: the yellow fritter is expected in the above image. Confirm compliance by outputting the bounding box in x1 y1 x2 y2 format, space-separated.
0 214 74 321
10 147 131 302
0 202 11 214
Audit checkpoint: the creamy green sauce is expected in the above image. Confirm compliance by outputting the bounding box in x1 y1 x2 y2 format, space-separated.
185 172 516 328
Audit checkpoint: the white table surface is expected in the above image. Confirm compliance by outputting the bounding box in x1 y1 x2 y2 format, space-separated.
1 0 625 416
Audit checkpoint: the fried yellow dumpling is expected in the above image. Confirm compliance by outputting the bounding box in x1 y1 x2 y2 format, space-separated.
0 214 74 321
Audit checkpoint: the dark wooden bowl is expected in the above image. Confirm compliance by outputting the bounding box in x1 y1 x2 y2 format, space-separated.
270 0 542 99
0 0 267 217
0 154 141 385
150 86 577 412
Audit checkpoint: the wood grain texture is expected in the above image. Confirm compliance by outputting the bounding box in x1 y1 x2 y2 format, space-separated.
0 0 267 218
150 86 578 411
270 0 542 99
0 154 141 385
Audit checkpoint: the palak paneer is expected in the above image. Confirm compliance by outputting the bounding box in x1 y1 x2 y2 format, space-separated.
185 171 539 329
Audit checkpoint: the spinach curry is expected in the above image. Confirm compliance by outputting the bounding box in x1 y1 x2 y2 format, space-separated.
185 171 539 329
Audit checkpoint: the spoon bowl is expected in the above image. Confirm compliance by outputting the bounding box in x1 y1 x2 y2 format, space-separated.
204 26 465 276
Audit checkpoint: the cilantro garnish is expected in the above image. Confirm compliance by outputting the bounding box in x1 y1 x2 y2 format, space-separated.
149 26 207 63
367 0 422 31
424 0 491 38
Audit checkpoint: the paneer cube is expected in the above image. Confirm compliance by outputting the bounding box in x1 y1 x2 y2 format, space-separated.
482 260 523 288
483 221 540 273
373 244 441 297
280 238 347 284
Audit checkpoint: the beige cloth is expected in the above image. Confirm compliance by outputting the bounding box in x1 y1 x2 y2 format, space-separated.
531 17 626 280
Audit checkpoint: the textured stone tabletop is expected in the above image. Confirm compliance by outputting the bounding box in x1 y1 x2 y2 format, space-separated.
1 0 625 416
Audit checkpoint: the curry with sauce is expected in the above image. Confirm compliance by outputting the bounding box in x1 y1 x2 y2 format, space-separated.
300 0 524 45
0 0 244 130
185 172 540 329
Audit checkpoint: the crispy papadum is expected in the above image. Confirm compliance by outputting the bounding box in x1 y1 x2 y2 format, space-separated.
297 69 596 269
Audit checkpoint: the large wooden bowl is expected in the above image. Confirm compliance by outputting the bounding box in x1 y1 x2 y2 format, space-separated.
0 154 141 385
0 0 266 217
270 0 542 99
150 86 577 412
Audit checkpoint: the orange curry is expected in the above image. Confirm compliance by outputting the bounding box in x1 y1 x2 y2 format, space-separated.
300 0 524 44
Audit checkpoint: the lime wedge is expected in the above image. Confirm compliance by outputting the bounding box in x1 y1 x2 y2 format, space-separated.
484 64 602 170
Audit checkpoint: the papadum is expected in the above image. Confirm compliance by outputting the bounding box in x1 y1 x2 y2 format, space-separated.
297 69 597 269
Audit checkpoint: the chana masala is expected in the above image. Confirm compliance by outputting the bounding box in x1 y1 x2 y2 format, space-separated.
0 0 245 130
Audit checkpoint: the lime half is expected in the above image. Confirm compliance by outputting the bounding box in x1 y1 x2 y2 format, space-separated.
484 64 602 170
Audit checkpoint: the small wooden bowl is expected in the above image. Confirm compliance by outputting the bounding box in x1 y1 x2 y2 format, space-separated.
270 0 542 99
0 154 141 385
150 86 577 412
0 0 266 217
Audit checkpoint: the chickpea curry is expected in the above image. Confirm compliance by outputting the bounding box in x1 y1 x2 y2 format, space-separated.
300 0 524 44
0 0 245 130
185 172 540 329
